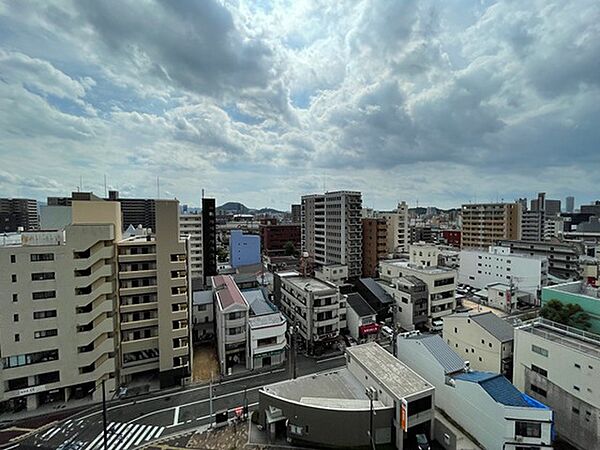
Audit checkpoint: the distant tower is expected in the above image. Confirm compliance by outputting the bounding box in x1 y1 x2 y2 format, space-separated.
566 196 575 213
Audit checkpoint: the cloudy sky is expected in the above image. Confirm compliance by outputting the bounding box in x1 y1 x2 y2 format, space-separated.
0 0 599 210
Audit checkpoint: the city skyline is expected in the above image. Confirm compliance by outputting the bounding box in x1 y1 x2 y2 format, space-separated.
0 0 599 210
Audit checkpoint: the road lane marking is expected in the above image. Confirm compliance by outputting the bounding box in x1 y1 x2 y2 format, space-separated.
172 406 180 426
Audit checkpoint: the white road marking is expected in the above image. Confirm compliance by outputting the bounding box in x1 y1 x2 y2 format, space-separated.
172 406 180 426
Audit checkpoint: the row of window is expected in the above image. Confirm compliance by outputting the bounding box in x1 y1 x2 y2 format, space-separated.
11 291 57 302
14 329 58 342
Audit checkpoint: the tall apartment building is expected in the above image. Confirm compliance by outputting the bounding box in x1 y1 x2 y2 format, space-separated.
461 202 522 249
0 198 39 232
301 191 362 278
514 318 600 449
0 199 192 412
278 275 343 354
291 204 301 224
361 217 387 277
566 196 575 213
201 198 218 283
180 212 203 282
378 201 409 255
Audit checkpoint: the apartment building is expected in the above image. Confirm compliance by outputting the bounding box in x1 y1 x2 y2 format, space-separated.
0 199 192 412
361 217 387 277
459 246 547 297
291 204 301 224
398 333 553 450
499 239 582 279
180 212 203 282
278 275 343 354
229 230 261 269
377 276 429 331
201 198 218 283
260 223 300 256
461 202 522 249
301 191 362 278
0 198 39 232
117 199 192 389
443 311 514 379
378 201 409 255
379 250 457 327
514 318 600 449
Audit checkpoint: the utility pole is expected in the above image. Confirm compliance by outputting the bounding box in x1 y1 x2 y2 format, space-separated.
209 371 214 425
366 387 376 450
101 379 108 450
243 386 248 420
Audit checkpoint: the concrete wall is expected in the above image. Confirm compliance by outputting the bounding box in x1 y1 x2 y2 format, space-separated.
541 284 600 334
229 230 261 268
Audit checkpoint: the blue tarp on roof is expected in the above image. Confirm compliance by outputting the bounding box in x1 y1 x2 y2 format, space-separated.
455 371 548 408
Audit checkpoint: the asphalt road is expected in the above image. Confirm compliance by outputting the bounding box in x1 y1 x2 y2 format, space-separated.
5 353 347 450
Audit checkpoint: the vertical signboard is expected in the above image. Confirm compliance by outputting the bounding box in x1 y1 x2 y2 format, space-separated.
400 398 408 432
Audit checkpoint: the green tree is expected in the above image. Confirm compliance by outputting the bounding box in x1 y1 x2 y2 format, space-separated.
283 241 297 256
540 299 591 330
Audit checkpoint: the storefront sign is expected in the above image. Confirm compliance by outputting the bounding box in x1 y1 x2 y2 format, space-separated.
359 323 381 336
17 385 47 396
400 398 408 432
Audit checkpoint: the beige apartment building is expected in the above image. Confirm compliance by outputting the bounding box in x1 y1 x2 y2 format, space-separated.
461 202 522 249
0 199 191 412
379 201 409 255
179 212 203 282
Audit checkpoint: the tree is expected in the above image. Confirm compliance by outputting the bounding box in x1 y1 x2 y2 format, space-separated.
540 299 591 331
283 241 297 256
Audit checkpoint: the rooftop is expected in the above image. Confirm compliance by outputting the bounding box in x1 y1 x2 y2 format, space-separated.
449 311 514 343
284 276 336 293
358 278 394 304
544 281 600 299
381 259 453 274
249 312 286 329
347 342 433 399
192 289 213 306
516 318 600 360
243 287 277 316
455 371 548 409
262 368 386 410
212 275 248 310
403 333 465 375
346 293 376 317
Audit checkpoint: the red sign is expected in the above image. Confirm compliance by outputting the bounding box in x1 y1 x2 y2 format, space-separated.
359 323 380 336
400 398 408 432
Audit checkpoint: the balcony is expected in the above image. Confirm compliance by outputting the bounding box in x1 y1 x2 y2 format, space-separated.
118 252 156 263
313 316 338 327
120 317 159 331
225 317 246 328
75 318 114 345
119 269 157 280
122 336 160 354
225 332 246 344
119 301 159 313
119 284 157 296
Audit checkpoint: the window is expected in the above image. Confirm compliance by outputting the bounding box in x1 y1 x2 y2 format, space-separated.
2 350 59 368
13 314 19 322
531 365 547 377
12 293 17 302
574 363 581 369
11 274 17 282
531 344 548 357
572 407 580 415
32 290 56 300
31 253 54 262
31 272 55 281
515 421 541 438
408 395 432 416
574 385 580 391
34 329 58 339
15 334 20 342
10 255 16 263
454 327 457 333
530 384 547 397
33 310 57 319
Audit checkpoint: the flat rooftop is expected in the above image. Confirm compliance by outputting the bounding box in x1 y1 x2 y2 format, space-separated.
517 318 600 360
192 289 213 306
262 368 386 410
347 342 433 399
249 312 286 329
243 287 277 316
382 260 453 274
284 276 335 292
545 281 599 299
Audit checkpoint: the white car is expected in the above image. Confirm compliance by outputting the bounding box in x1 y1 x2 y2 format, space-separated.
430 319 443 332
380 325 394 337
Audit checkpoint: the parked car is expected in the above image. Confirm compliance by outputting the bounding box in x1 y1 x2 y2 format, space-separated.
416 433 430 450
380 325 394 338
430 319 443 332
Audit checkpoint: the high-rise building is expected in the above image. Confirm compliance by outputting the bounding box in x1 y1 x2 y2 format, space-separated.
291 204 301 224
0 199 192 412
565 196 575 213
378 201 409 254
180 212 203 282
361 217 387 277
0 198 39 232
461 202 522 248
301 191 362 278
201 198 218 283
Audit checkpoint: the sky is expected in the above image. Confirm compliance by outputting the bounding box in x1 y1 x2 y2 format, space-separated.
0 0 599 210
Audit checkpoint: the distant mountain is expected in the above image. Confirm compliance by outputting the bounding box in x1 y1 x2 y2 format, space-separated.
217 202 286 215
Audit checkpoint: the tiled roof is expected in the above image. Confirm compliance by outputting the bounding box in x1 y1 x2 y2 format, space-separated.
346 293 376 317
409 334 465 374
359 278 394 304
471 312 514 343
212 275 248 310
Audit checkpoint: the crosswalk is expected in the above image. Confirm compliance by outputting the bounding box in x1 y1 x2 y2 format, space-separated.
35 420 164 450
81 422 165 450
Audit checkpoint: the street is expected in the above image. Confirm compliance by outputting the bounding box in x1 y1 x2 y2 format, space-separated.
3 353 347 450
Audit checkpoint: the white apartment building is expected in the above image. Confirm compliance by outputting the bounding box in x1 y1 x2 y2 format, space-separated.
443 311 515 379
192 290 214 342
279 276 343 354
0 199 192 412
378 201 409 255
459 246 548 296
379 258 457 327
398 333 554 450
514 318 600 449
314 264 348 285
180 212 203 282
301 191 362 278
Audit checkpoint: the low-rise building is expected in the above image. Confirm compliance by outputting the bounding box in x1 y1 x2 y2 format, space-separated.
541 281 600 334
441 229 461 248
346 293 379 342
377 277 428 331
314 264 348 286
397 333 553 450
443 311 514 379
380 258 456 327
355 277 395 323
513 318 600 449
459 246 547 297
258 342 435 449
260 224 300 256
192 290 214 342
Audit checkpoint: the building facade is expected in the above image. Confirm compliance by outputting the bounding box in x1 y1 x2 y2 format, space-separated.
201 198 218 284
513 318 600 449
461 202 522 249
291 203 301 224
301 191 362 279
0 198 39 232
441 229 461 248
459 246 547 296
361 217 387 277
229 230 261 269
180 212 203 282
379 201 409 255
260 224 301 256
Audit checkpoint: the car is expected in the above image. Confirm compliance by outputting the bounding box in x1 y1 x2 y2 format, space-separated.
430 319 443 332
380 325 394 337
416 433 430 450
